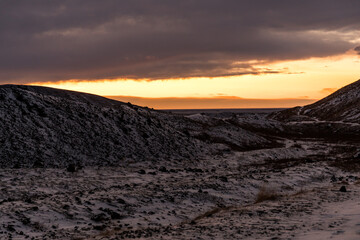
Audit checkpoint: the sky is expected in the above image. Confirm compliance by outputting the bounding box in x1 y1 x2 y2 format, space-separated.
1 1 360 109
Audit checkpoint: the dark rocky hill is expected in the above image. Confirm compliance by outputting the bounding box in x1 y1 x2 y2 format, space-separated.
0 85 277 168
0 85 205 168
271 79 360 123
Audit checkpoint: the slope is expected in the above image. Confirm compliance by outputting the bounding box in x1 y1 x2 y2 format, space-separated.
271 79 360 123
0 85 203 167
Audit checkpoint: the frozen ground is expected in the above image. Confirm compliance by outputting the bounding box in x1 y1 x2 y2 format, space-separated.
1 83 360 239
0 139 359 239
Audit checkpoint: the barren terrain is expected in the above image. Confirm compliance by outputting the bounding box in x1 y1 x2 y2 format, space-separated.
1 134 359 239
0 82 360 239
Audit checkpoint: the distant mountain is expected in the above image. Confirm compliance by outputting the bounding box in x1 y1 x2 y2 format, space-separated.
0 85 205 168
271 79 360 123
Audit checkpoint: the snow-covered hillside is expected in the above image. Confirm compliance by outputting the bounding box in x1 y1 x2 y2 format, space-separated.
0 85 277 168
0 85 206 167
271 79 360 123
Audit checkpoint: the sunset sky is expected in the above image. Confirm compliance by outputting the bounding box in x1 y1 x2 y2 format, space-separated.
1 1 360 109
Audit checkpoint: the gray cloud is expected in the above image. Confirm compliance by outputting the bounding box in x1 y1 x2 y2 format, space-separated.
1 0 360 83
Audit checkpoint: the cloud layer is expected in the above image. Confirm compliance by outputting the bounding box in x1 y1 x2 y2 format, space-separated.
1 1 360 83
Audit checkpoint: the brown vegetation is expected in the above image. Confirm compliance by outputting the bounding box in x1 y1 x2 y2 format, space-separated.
255 186 280 203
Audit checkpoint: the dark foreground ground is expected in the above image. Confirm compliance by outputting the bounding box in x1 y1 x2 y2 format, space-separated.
1 137 359 239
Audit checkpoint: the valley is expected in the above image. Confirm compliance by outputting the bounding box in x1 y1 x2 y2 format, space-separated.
0 80 359 239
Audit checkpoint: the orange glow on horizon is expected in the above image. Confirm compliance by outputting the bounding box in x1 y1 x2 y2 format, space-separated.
105 95 316 109
29 52 360 109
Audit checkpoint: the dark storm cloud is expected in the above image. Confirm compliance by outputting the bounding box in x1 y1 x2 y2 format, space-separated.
355 46 360 55
1 0 360 83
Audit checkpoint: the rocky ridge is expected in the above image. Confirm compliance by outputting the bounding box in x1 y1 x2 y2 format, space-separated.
0 85 204 167
270 79 360 123
0 85 275 168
